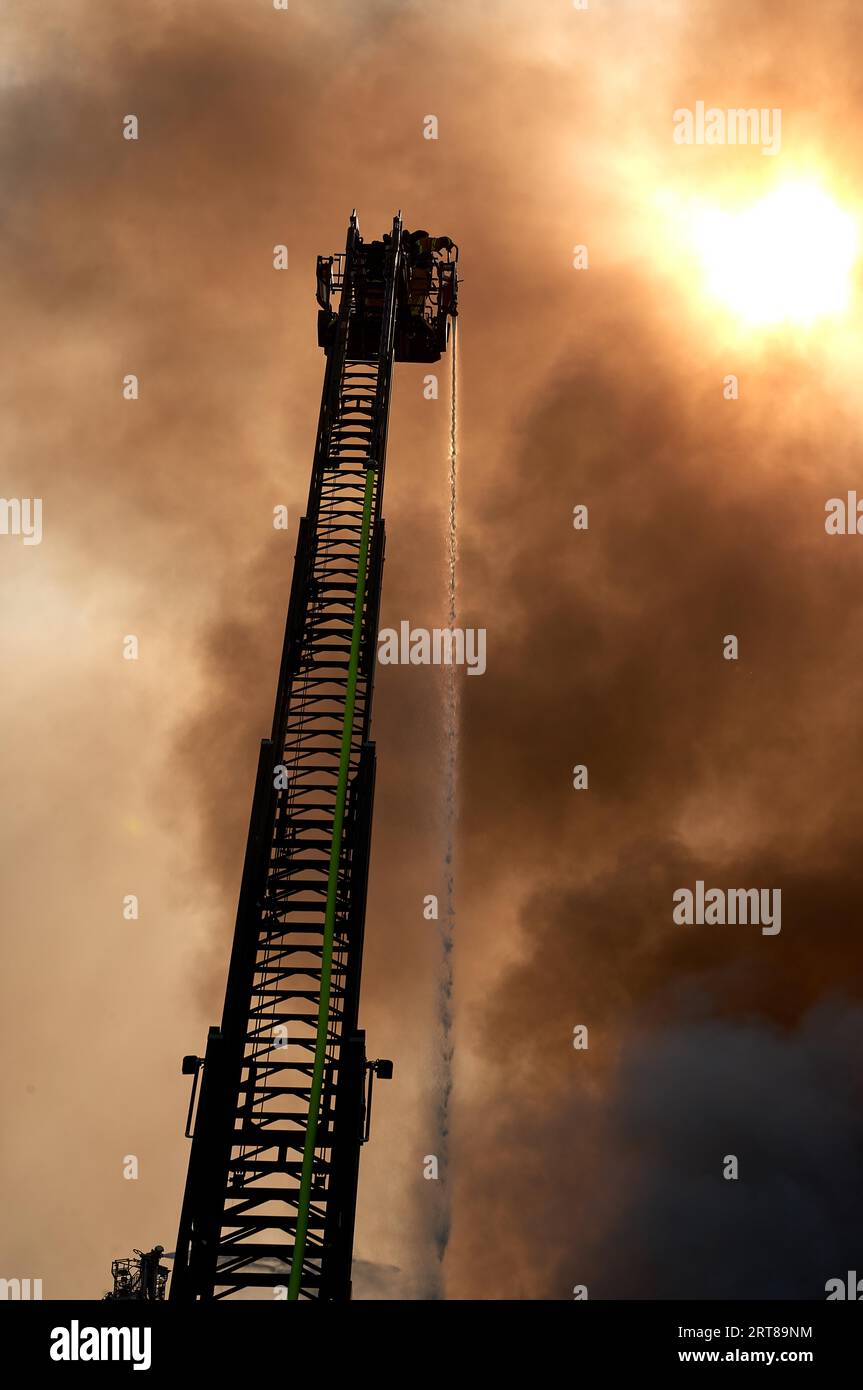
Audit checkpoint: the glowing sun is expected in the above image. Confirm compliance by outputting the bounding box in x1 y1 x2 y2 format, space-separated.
691 182 859 326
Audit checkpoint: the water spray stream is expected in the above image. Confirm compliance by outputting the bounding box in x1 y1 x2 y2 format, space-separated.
433 321 459 1284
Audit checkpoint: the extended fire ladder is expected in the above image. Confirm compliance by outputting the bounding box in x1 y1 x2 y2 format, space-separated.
169 212 457 1301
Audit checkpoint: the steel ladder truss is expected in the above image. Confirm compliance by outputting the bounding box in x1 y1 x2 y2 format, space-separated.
171 213 403 1302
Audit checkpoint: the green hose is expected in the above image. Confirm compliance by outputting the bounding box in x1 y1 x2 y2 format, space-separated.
288 465 375 1300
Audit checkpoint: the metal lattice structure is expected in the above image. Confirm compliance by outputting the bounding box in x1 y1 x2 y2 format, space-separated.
169 212 457 1301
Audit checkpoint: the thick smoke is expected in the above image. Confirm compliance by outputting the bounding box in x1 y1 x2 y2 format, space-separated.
3 0 863 1299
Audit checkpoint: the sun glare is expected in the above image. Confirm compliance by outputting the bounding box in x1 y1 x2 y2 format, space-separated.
690 182 859 326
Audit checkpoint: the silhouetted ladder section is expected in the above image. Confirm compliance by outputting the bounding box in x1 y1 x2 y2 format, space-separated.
170 211 458 1301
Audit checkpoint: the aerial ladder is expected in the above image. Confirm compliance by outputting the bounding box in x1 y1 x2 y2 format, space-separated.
163 212 458 1301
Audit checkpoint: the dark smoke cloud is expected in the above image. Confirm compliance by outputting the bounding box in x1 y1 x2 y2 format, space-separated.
454 1003 863 1300
3 0 863 1300
448 276 863 1293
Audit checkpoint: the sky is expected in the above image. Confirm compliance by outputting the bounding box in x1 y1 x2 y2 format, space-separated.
2 0 863 1300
